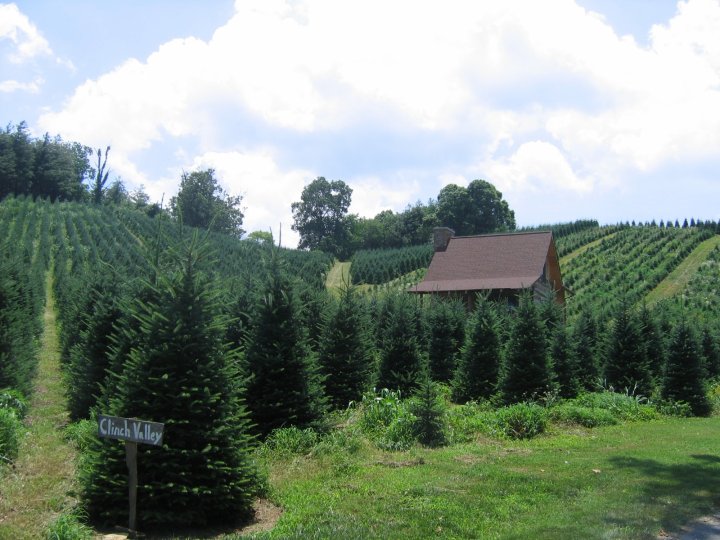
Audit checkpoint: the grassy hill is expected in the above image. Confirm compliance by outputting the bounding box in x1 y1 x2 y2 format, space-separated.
2 197 720 538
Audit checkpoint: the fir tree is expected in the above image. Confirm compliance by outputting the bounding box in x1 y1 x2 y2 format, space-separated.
82 235 259 527
451 296 501 402
499 293 553 404
572 309 600 390
701 327 720 380
409 371 447 447
638 305 666 384
244 249 326 437
551 323 580 398
427 298 465 383
662 320 711 416
66 276 125 420
604 304 652 396
377 293 426 395
317 282 374 409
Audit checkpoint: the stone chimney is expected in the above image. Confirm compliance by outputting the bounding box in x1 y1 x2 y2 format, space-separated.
433 227 455 252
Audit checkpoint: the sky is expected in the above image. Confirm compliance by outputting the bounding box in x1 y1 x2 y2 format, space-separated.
1 0 719 248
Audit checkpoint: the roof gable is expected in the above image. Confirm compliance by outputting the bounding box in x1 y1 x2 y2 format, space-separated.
412 231 553 293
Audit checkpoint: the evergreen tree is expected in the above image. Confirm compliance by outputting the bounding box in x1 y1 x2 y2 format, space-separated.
572 309 601 390
499 293 553 404
662 320 711 416
66 276 125 420
638 305 666 384
427 298 465 383
701 327 720 380
451 296 501 402
551 323 580 398
604 304 652 396
409 371 447 447
81 235 259 527
317 283 374 409
377 293 426 395
244 250 326 437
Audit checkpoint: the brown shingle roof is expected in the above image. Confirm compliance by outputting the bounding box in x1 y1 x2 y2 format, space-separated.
410 231 552 293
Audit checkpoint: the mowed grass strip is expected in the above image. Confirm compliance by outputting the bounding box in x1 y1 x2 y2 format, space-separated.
0 273 77 540
242 418 720 539
560 231 619 268
325 261 351 294
645 234 720 306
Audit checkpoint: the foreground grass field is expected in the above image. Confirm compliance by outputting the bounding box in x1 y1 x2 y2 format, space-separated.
241 417 720 539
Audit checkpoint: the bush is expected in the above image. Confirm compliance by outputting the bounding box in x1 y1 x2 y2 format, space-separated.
549 404 618 428
0 407 22 463
0 388 28 418
63 419 97 453
653 399 693 418
446 401 497 443
574 391 658 422
494 403 547 439
357 388 416 450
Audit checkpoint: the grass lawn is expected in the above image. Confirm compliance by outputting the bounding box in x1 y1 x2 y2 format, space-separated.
241 418 720 539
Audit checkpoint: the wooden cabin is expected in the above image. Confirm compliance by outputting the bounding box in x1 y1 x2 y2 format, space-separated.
409 227 565 307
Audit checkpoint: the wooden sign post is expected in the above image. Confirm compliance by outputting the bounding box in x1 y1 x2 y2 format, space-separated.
98 414 164 537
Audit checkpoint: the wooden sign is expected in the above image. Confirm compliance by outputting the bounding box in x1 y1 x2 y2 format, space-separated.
98 414 164 446
98 414 165 537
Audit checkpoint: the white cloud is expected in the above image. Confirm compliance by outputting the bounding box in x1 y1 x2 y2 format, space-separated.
0 3 53 63
185 149 314 248
0 76 42 93
482 141 593 194
34 0 720 234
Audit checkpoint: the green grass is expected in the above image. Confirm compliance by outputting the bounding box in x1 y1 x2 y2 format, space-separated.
0 272 79 540
559 231 619 267
325 260 351 294
644 234 720 306
239 417 720 539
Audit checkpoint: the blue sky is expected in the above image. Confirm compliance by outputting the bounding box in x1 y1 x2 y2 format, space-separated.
2 0 719 247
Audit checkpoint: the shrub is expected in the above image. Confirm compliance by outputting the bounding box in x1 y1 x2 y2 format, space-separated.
0 388 28 418
446 401 497 443
0 407 22 463
494 403 547 439
574 391 658 422
357 388 416 450
653 399 693 418
549 404 618 427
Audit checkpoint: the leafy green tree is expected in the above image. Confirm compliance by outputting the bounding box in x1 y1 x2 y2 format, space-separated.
436 180 515 236
499 293 553 404
377 294 426 395
244 250 326 437
317 283 374 409
82 235 260 527
291 177 353 258
604 304 652 396
170 169 245 237
451 296 501 402
662 320 711 416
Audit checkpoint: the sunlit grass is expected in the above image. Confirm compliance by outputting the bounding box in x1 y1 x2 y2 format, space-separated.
0 273 78 540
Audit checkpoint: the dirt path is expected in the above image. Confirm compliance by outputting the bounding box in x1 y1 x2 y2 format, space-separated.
0 272 78 539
